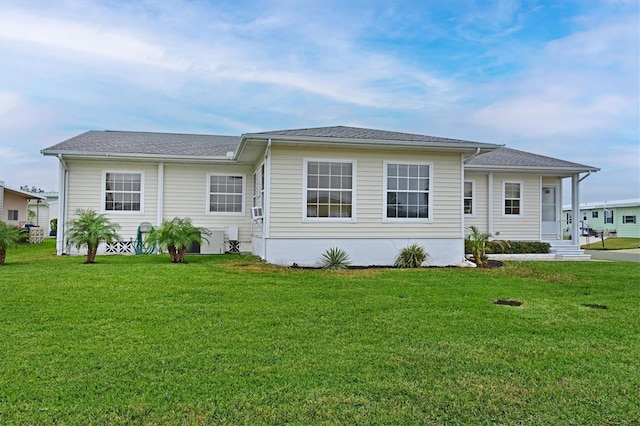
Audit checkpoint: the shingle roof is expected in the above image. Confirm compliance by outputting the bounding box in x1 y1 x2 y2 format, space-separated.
43 131 241 157
246 125 499 148
467 147 599 171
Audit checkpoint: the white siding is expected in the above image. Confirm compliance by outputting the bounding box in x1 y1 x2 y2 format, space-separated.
163 163 254 251
491 174 541 240
268 146 463 239
463 172 489 233
65 159 159 240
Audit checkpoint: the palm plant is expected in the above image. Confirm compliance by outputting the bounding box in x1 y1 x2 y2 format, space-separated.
145 217 207 263
0 221 27 265
66 209 121 263
466 225 508 268
319 247 351 270
395 243 430 268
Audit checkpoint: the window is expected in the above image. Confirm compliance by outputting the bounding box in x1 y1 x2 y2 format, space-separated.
503 182 522 216
384 162 431 221
592 211 599 219
305 160 354 220
464 181 474 216
104 171 143 212
208 174 245 215
623 215 636 224
8 210 18 221
566 213 572 224
604 210 614 224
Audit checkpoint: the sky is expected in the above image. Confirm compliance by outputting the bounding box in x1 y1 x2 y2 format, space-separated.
0 0 638 204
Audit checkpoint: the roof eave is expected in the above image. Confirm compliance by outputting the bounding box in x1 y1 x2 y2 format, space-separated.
42 150 234 162
241 134 500 151
465 164 600 174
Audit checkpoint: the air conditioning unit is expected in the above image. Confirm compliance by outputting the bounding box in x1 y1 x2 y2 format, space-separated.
200 228 225 254
251 206 263 220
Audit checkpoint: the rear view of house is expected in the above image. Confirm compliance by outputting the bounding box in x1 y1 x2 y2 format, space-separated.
42 126 599 265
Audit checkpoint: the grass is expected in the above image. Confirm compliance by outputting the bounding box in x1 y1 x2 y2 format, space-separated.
582 237 640 250
1 240 639 425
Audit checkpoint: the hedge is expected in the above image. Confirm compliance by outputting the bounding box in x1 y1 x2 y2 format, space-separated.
465 240 551 255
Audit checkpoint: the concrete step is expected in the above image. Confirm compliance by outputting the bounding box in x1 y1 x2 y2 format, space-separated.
544 240 591 260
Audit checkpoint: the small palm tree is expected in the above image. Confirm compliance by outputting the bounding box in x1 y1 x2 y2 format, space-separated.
66 209 121 264
0 221 26 266
466 225 508 268
145 217 207 263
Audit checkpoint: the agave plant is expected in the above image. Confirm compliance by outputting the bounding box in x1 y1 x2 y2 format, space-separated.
395 243 430 268
0 221 27 266
145 217 208 263
319 247 351 270
66 209 121 263
466 225 509 268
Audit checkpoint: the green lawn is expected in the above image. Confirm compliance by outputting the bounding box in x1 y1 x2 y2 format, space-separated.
582 237 640 250
1 240 639 425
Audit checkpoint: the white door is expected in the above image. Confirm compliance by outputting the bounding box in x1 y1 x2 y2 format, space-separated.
541 186 559 238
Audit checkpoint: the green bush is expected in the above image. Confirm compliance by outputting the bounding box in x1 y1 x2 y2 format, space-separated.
319 247 351 270
465 239 550 255
395 243 430 268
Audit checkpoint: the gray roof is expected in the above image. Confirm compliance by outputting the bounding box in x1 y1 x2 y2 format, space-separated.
246 125 499 148
467 147 599 171
43 130 241 157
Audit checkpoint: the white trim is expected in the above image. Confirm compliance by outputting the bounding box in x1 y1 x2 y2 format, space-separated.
382 161 433 223
488 173 493 234
206 173 246 216
157 162 164 226
302 158 357 223
464 180 475 218
502 180 523 218
101 170 145 215
541 183 560 239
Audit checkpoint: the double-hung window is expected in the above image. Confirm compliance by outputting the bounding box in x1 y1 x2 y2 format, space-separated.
503 182 522 216
304 160 354 220
208 174 245 215
104 171 143 213
384 162 431 221
604 210 614 224
464 181 474 216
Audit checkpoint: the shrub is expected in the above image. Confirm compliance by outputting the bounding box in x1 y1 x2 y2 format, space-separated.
465 239 551 255
319 247 351 270
66 209 121 264
466 226 508 268
395 243 430 268
0 221 27 265
145 217 207 263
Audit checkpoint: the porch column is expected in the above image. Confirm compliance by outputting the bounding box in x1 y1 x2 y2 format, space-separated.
571 173 580 243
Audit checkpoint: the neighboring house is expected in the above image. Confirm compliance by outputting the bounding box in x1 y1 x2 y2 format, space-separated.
0 180 46 227
42 126 599 266
563 199 640 238
28 193 59 235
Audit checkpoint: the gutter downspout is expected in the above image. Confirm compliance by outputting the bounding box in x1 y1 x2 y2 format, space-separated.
488 172 494 235
157 162 164 227
263 138 272 261
463 147 481 164
57 154 69 255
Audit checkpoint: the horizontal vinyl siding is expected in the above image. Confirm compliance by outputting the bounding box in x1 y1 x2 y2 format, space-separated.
163 163 254 244
268 146 463 238
464 172 488 233
65 159 158 240
491 174 540 240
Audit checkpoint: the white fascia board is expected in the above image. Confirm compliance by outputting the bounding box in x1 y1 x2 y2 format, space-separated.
41 150 234 163
464 164 600 174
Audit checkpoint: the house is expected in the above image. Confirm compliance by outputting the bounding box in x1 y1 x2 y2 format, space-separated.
0 180 46 227
563 199 640 238
42 126 599 266
28 193 59 235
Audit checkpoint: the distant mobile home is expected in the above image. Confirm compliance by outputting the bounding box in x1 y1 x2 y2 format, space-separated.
42 126 600 265
563 199 640 238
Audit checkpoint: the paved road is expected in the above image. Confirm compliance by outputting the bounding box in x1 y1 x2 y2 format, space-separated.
585 249 640 263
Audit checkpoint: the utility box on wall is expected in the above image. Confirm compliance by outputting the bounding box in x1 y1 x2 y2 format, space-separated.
200 228 225 254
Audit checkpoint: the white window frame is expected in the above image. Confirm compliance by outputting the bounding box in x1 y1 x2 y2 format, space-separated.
622 215 636 224
102 170 145 214
383 161 433 223
303 158 356 223
206 173 246 216
604 210 614 224
464 180 475 217
502 181 523 217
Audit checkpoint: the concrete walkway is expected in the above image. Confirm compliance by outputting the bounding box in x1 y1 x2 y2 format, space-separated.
585 249 640 263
